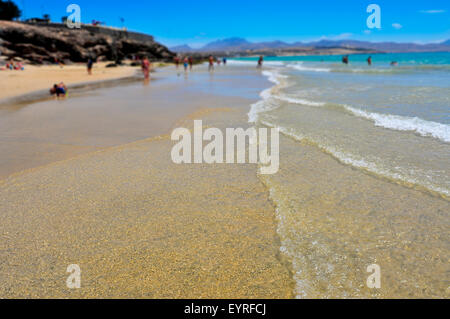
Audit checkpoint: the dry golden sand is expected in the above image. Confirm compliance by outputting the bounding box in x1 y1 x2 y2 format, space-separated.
0 93 294 298
0 63 138 101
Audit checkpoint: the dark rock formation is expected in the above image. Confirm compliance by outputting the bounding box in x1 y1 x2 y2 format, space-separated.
0 21 175 64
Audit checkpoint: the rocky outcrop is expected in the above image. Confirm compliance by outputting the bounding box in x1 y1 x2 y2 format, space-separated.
0 21 175 64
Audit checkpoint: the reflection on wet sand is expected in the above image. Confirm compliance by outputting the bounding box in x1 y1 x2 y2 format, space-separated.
0 65 294 298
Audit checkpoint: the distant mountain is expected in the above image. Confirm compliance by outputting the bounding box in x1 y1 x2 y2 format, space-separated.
201 37 252 51
303 39 450 52
170 44 194 52
171 37 450 54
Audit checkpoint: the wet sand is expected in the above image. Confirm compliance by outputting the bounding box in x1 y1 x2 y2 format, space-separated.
0 71 234 178
0 65 295 298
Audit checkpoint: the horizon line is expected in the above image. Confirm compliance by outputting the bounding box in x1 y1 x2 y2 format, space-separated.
169 37 450 48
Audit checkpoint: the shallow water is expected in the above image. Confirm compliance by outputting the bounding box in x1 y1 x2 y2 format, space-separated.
234 52 450 298
0 65 266 178
0 60 448 298
237 53 450 197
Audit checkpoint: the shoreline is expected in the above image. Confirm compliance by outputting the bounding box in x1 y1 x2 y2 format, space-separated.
0 64 296 298
1 60 448 298
0 75 142 108
0 62 141 103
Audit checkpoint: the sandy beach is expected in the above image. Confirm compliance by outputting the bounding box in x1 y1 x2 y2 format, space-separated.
2 0 450 306
0 60 448 299
0 63 295 298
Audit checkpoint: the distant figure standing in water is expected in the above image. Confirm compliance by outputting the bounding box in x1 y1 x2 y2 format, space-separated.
188 56 193 70
342 55 349 65
87 58 94 75
390 61 398 66
208 56 215 72
257 56 263 68
367 56 372 66
141 56 151 81
183 57 189 72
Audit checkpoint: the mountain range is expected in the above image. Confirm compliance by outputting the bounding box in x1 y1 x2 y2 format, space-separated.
171 37 450 54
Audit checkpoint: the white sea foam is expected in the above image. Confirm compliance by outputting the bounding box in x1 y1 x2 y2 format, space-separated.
274 93 450 143
263 61 286 67
248 69 287 123
276 95 326 107
227 60 285 67
343 105 450 143
262 70 287 84
248 93 273 123
288 62 330 73
261 120 450 197
226 60 255 66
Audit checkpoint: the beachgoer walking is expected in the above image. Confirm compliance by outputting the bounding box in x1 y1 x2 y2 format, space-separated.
222 57 227 65
184 57 189 72
257 56 263 68
367 56 372 66
87 58 94 75
188 56 193 70
174 56 180 69
342 55 349 65
208 56 214 72
142 56 151 80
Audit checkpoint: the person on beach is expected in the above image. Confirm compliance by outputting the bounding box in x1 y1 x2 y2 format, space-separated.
391 61 398 67
87 58 94 75
5 60 24 71
188 56 193 70
208 56 214 72
342 55 349 65
55 58 64 68
50 82 68 99
223 57 227 65
141 56 151 81
367 56 372 66
257 56 264 68
174 56 180 69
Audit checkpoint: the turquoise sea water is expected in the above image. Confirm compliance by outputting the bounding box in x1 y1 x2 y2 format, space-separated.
231 52 450 196
236 51 450 66
231 51 449 298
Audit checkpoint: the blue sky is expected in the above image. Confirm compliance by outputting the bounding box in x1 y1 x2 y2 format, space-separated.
14 0 450 47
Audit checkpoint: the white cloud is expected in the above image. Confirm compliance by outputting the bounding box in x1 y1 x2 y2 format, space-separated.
419 10 446 14
392 23 403 30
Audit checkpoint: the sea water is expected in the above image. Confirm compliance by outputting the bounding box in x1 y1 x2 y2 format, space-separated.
232 52 450 298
